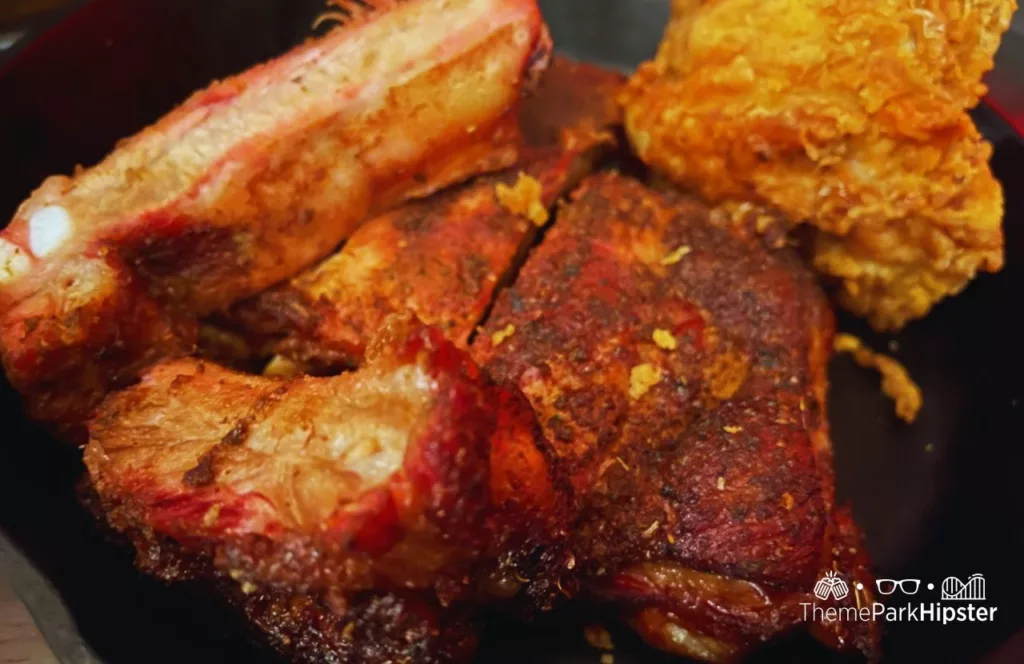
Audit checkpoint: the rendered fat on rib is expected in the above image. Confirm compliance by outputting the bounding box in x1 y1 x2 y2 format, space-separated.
225 154 578 372
0 0 552 429
84 316 564 602
473 173 878 661
222 56 626 372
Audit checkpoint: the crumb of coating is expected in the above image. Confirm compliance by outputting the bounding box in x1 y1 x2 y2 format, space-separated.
584 625 615 651
660 244 691 266
496 173 548 226
491 324 517 347
653 329 677 350
835 333 922 423
629 363 662 400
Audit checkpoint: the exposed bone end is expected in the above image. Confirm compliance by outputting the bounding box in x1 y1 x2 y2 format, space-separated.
0 238 32 284
28 205 74 258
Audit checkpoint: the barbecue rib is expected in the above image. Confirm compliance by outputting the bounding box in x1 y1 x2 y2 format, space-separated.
81 499 481 664
240 588 478 664
85 316 566 603
474 173 878 660
220 56 625 372
0 0 551 429
223 154 578 373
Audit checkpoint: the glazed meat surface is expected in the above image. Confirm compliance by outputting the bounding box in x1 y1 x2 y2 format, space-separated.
474 173 877 660
622 0 1014 329
85 316 564 602
221 56 625 372
0 0 551 429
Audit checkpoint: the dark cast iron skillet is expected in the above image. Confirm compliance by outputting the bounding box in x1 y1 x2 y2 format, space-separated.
1 1 1023 662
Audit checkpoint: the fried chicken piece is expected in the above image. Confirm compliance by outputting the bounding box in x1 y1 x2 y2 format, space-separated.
0 0 552 430
622 0 1015 330
474 173 877 660
84 316 565 603
219 56 625 373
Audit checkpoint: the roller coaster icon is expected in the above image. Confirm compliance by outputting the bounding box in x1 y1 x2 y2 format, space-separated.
941 574 986 601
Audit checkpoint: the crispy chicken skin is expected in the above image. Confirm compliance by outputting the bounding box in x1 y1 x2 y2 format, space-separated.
474 173 877 660
85 317 565 602
622 0 1014 330
0 0 552 429
220 56 625 372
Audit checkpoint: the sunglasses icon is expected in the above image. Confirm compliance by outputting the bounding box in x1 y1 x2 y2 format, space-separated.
876 579 921 595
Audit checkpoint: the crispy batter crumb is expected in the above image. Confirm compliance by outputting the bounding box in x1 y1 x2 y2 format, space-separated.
704 349 750 400
491 324 517 347
716 476 726 490
600 654 615 664
496 172 548 226
241 581 258 595
584 625 615 650
755 214 775 234
653 328 677 350
660 244 692 266
629 363 662 400
781 492 795 510
642 520 660 538
202 504 221 527
342 622 356 639
263 355 306 378
723 425 743 434
835 333 922 423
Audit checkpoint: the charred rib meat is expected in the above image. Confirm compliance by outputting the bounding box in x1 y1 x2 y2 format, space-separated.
474 173 878 660
220 56 625 372
85 316 565 602
0 0 552 429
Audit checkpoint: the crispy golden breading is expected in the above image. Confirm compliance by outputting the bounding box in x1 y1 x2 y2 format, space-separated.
835 333 922 422
622 0 1015 330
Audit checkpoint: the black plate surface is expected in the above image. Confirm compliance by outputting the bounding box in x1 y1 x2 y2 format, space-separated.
1 1 1023 662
